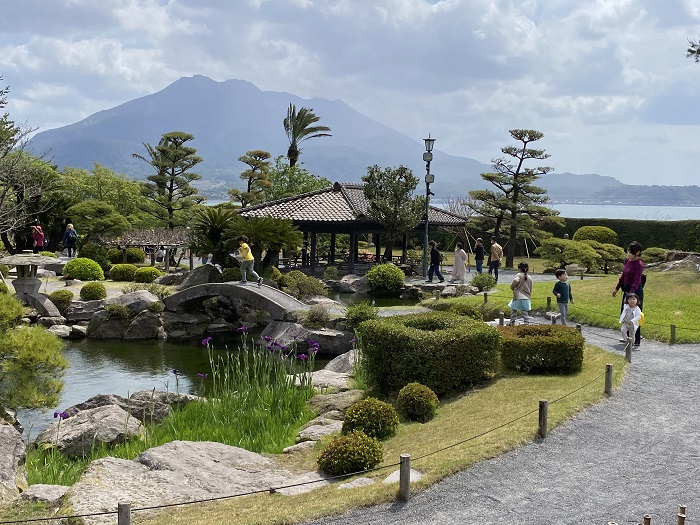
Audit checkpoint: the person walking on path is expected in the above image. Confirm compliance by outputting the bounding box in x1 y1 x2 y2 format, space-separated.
30 225 45 254
62 223 78 258
619 292 642 344
474 238 485 274
236 235 263 286
612 241 644 346
450 242 468 283
488 236 503 282
508 261 533 325
552 269 573 325
425 240 445 283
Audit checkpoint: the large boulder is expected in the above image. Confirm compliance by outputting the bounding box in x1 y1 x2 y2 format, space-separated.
162 311 211 341
64 299 106 322
308 389 365 415
33 405 144 458
259 322 354 356
0 424 27 504
323 350 356 374
338 274 370 294
124 310 165 340
178 265 223 289
86 310 129 339
155 270 187 286
105 290 160 316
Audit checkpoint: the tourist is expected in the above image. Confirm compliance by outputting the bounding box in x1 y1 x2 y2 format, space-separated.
62 223 78 258
509 262 533 325
474 237 485 274
612 241 645 346
619 293 642 344
425 240 445 283
236 235 263 286
488 236 503 282
552 269 573 325
30 225 45 254
450 242 468 283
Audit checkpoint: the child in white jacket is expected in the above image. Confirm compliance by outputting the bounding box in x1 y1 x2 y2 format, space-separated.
619 293 642 345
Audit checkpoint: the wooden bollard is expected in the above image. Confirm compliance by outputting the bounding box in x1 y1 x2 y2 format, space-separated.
118 501 131 525
538 400 548 438
546 296 551 311
670 324 677 345
576 324 582 333
484 292 488 303
643 514 652 525
625 338 633 363
604 364 613 395
499 312 504 326
398 454 411 501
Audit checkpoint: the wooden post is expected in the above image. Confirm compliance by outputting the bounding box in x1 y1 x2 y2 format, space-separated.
604 364 613 395
499 312 504 326
118 501 131 525
678 505 686 525
625 338 633 363
538 400 548 438
643 514 651 525
670 324 677 345
576 324 582 333
484 292 488 303
189 251 194 271
398 454 411 501
546 296 551 311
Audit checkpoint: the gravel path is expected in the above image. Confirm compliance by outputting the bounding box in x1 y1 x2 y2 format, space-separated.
304 324 700 525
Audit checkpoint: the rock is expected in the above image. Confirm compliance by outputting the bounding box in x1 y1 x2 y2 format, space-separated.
338 274 370 294
338 477 376 489
70 324 88 339
43 262 66 275
283 441 317 454
308 390 364 415
36 269 57 277
296 421 342 442
178 265 223 289
162 311 211 341
382 468 423 484
34 405 144 458
87 311 129 339
0 424 26 504
105 290 160 316
19 484 69 505
304 328 355 356
323 350 356 374
155 271 187 286
64 299 106 322
295 369 353 391
207 322 234 333
47 324 72 338
124 310 163 340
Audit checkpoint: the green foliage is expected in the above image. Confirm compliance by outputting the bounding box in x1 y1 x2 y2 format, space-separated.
643 247 669 263
572 225 619 245
0 264 8 278
64 257 105 281
66 199 130 245
190 206 238 267
227 150 273 208
536 238 600 270
0 325 67 409
304 304 330 328
342 398 398 440
134 266 162 283
147 301 165 313
282 270 326 299
284 103 332 167
0 282 7 294
228 215 303 272
266 155 331 201
425 299 483 321
262 265 282 283
344 301 379 330
80 281 107 301
39 251 57 258
77 243 111 271
470 273 497 292
322 265 339 280
396 382 439 423
317 430 383 476
104 303 133 321
500 324 584 374
121 282 172 300
107 247 147 264
221 267 242 282
356 312 501 396
48 290 74 312
0 293 24 331
109 264 138 281
580 240 626 273
365 263 406 294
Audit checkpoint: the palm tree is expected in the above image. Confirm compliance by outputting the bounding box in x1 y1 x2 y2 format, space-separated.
283 104 332 167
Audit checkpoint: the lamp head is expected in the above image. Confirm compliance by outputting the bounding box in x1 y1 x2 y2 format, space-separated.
424 135 436 152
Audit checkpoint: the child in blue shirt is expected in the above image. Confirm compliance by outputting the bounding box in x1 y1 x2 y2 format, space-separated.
552 269 573 325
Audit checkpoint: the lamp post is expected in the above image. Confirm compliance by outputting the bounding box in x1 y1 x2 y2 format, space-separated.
422 135 436 278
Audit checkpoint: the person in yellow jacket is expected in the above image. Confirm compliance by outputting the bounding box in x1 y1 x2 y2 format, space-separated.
488 236 503 282
235 235 263 286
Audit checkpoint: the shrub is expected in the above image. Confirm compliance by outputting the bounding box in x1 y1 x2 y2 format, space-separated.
322 266 339 280
341 397 399 440
356 312 501 396
644 247 669 263
48 290 74 312
104 303 132 321
500 324 585 374
221 267 242 282
0 282 8 294
304 304 330 328
134 266 162 283
470 273 496 292
109 264 138 282
344 301 379 330
316 430 383 476
39 251 57 258
80 282 107 301
106 248 123 264
365 263 405 294
78 243 111 271
426 299 483 321
396 382 439 423
107 247 147 264
0 293 24 331
282 270 326 299
572 225 619 246
121 282 172 301
0 265 8 278
262 266 282 283
147 301 165 313
64 258 105 281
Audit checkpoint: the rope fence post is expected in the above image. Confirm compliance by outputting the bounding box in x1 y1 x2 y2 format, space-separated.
546 296 551 311
118 501 131 525
576 324 582 333
643 514 652 525
670 324 677 345
604 364 613 396
678 505 686 525
625 338 633 363
399 454 411 501
538 400 548 438
499 312 504 326
484 292 488 303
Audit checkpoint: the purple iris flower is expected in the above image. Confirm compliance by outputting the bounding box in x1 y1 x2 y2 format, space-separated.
297 353 308 361
196 372 208 379
201 336 213 346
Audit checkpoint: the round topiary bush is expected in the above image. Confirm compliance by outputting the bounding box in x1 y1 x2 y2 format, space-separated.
78 243 111 271
64 257 105 281
341 397 399 440
322 265 339 280
109 264 138 282
396 382 439 422
134 266 162 283
282 269 326 299
344 301 379 330
365 263 405 294
262 265 282 283
316 430 383 476
48 290 74 312
80 281 107 301
106 248 123 264
125 247 146 264
643 247 668 263
572 225 619 246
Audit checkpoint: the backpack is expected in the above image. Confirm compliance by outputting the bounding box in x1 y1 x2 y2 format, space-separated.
68 230 77 241
438 252 444 263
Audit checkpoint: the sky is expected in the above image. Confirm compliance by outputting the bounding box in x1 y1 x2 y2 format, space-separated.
1 0 699 186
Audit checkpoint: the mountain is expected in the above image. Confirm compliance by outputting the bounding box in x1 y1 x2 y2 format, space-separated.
29 74 667 204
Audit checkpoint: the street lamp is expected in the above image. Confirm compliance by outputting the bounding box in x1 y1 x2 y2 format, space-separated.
422 135 436 278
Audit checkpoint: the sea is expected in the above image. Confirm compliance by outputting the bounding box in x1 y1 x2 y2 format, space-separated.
549 204 700 221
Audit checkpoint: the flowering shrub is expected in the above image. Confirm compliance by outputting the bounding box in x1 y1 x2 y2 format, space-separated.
341 397 399 440
317 430 383 476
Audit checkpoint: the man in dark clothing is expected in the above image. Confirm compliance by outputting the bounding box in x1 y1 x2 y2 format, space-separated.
474 238 485 274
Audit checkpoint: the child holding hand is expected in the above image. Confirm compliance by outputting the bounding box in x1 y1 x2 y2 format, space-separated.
619 293 642 346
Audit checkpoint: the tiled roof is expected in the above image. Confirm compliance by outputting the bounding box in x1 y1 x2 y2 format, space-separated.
240 182 467 226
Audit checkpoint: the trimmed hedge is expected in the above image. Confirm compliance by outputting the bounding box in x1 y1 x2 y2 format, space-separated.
500 324 584 374
341 398 399 440
356 312 501 396
317 430 383 476
80 282 107 301
425 299 483 321
107 247 147 264
365 263 406 294
134 266 162 283
109 264 138 282
64 257 105 281
49 290 74 312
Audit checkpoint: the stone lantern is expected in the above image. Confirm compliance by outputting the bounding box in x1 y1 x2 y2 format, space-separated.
0 250 63 316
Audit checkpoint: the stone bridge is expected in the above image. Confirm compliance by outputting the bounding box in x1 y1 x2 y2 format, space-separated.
163 282 309 321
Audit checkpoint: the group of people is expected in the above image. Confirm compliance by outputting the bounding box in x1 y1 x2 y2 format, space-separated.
29 223 78 257
430 237 645 346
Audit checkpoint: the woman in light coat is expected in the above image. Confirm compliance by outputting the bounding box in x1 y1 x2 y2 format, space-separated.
450 242 468 283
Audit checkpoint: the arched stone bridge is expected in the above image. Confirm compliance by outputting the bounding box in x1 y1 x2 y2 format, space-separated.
163 283 309 321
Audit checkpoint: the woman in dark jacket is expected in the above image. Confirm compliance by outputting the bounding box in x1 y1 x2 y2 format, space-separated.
612 241 644 346
425 240 445 283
